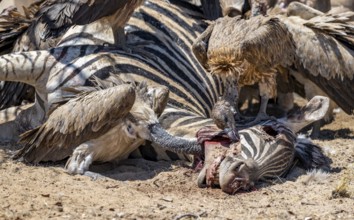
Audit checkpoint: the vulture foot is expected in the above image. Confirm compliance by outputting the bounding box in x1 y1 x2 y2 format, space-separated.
83 171 106 181
65 144 93 175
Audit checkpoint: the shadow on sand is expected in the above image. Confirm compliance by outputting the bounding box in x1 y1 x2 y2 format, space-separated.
317 128 354 140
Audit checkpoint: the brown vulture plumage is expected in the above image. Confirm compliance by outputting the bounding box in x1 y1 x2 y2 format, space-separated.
193 8 354 120
14 83 136 164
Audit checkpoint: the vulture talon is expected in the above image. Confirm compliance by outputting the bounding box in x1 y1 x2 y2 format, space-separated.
83 171 106 181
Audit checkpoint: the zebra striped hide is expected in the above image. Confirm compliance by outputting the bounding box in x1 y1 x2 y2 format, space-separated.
197 119 330 194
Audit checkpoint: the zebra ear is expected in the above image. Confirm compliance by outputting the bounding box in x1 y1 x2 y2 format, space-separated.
150 85 169 117
302 96 330 122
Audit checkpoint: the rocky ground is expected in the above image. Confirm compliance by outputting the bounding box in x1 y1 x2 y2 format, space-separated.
1 100 353 220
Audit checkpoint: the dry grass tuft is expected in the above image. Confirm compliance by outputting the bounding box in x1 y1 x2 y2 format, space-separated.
331 170 352 199
300 169 330 185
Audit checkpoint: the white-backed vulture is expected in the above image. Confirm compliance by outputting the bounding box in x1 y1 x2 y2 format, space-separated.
193 8 354 122
13 76 173 175
193 19 279 125
14 83 136 164
13 71 205 175
277 2 340 138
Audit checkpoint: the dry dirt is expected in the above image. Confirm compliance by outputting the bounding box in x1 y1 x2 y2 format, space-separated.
1 104 353 220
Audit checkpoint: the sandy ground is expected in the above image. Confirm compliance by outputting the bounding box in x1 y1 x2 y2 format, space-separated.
1 103 353 220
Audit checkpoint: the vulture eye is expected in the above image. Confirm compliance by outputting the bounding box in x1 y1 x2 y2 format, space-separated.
126 124 136 138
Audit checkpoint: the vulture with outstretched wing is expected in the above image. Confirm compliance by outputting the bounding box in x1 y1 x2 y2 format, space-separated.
193 7 354 120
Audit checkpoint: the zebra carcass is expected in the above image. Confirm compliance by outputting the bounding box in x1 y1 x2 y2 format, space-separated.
197 96 331 194
0 0 330 181
0 0 214 169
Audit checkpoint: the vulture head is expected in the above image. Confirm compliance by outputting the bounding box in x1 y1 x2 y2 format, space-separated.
123 81 169 141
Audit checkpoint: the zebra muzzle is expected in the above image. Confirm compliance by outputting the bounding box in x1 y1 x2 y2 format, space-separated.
219 157 252 194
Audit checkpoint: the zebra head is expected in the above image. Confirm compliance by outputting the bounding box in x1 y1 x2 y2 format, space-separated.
198 96 330 194
218 156 259 194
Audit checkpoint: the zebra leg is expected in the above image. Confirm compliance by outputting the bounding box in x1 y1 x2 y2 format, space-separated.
200 0 222 20
279 96 330 133
0 82 34 110
0 50 54 86
310 121 321 139
197 166 208 188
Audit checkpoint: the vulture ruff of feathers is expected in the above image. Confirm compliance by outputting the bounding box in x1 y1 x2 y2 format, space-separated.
207 16 295 74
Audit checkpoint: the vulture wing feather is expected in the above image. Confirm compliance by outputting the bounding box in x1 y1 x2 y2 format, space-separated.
283 14 354 114
15 84 136 163
39 0 138 38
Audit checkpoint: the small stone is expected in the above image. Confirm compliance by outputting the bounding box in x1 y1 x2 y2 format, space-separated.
161 197 173 202
115 212 125 218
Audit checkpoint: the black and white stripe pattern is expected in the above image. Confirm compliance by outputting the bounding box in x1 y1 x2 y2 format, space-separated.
0 0 223 160
237 120 296 179
0 0 327 174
